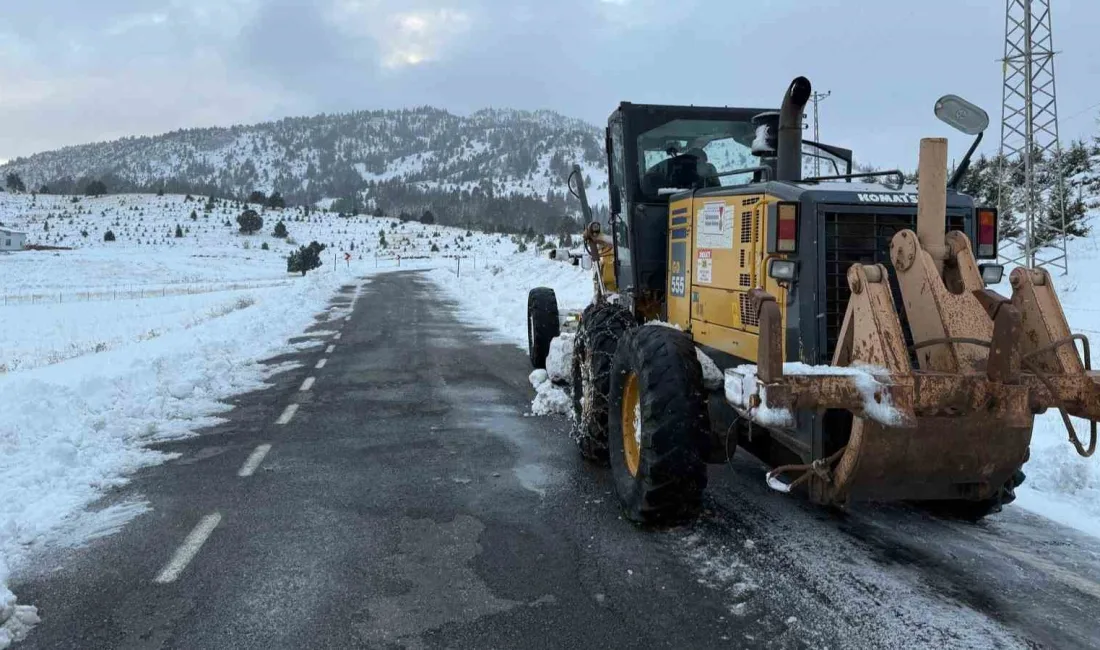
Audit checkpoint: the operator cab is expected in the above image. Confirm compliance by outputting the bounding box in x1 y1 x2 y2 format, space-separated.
604 102 853 315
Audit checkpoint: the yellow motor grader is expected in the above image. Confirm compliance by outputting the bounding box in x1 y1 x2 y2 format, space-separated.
525 75 1100 524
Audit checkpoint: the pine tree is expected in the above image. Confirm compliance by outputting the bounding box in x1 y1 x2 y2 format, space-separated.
175 224 184 238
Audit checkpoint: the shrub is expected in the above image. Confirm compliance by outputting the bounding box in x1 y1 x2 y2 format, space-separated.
430 243 440 252
190 210 198 220
287 241 326 276
237 209 263 234
175 224 183 238
248 190 267 204
261 242 270 250
273 220 288 238
104 230 116 242
420 210 435 225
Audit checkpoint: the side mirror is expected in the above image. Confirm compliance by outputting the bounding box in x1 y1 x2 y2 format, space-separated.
581 255 593 271
609 184 622 215
934 95 989 135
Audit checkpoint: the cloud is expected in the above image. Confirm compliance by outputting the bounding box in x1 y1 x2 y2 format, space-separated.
1 0 1100 169
105 12 169 37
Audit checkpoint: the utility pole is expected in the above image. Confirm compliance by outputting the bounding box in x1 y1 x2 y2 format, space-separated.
810 90 832 176
998 0 1068 272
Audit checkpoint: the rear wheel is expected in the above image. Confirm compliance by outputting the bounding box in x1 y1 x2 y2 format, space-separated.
571 302 633 463
527 288 560 369
608 326 710 525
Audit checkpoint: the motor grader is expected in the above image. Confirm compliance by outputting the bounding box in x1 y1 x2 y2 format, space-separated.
526 75 1100 524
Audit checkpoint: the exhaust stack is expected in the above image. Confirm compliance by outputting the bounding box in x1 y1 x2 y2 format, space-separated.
777 76 812 182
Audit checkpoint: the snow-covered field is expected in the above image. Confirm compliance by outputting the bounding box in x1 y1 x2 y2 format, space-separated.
0 191 519 646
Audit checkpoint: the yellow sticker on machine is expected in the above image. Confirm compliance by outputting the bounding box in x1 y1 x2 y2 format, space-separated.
696 201 733 249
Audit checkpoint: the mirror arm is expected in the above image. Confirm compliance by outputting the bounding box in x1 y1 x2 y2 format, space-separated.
947 131 984 191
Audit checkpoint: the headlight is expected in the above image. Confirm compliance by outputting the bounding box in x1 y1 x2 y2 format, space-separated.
979 263 1004 286
768 259 798 281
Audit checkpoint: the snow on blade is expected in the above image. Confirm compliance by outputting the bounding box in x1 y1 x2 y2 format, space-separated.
724 362 903 428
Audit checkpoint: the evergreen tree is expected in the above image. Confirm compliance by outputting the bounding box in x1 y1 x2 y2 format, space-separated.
175 224 184 238
104 230 116 242
273 220 288 238
85 180 107 196
237 209 263 234
5 173 25 192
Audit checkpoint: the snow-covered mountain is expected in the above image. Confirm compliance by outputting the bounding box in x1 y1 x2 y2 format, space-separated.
0 108 609 234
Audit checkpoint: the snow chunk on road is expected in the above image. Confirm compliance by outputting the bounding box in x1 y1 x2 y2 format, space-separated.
0 561 37 648
529 369 571 416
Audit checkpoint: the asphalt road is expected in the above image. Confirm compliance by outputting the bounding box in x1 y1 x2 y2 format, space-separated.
13 271 1100 649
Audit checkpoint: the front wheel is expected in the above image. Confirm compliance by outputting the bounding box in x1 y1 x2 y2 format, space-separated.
527 287 560 369
609 326 710 525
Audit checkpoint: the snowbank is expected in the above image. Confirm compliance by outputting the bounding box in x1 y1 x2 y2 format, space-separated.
427 252 592 347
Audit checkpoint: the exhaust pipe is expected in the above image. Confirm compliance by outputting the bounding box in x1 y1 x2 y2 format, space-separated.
777 76 812 182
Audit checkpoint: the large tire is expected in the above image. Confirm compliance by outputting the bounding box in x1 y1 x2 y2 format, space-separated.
527 288 560 369
571 302 633 463
609 326 710 525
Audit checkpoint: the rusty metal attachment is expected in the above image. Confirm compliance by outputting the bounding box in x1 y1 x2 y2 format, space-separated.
732 136 1100 505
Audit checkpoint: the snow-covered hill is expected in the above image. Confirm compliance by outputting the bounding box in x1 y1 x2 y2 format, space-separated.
0 107 609 234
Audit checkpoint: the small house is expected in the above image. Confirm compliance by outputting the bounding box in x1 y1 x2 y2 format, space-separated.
0 227 26 252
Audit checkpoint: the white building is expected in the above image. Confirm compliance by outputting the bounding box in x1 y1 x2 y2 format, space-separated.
0 227 27 252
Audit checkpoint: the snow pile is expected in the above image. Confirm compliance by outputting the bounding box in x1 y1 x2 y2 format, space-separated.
528 369 570 416
427 252 592 347
0 560 38 650
545 334 574 384
724 362 903 429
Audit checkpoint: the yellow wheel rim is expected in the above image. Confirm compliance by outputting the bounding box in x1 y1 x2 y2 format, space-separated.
621 372 641 477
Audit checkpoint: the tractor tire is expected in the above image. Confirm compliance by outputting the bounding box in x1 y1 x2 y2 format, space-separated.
608 325 710 525
527 287 560 369
920 469 1026 522
571 302 633 463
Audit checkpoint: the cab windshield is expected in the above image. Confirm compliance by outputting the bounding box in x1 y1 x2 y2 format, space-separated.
636 118 757 201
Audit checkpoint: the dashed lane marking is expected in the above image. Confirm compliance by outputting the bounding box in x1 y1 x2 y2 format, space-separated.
300 376 315 392
276 403 299 425
154 513 222 584
237 444 272 477
326 344 335 354
316 358 327 369
334 332 342 340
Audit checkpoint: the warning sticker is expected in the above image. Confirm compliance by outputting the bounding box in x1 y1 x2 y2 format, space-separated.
696 249 713 284
696 202 733 249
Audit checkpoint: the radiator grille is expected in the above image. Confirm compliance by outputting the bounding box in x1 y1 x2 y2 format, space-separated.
740 292 759 327
822 210 967 363
740 211 753 243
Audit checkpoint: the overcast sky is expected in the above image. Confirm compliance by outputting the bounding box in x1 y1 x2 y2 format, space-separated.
2 0 1099 169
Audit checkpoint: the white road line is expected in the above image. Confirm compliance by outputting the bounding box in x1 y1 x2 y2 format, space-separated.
315 358 327 369
300 376 315 392
326 344 336 354
154 513 222 584
237 444 272 477
334 332 342 340
276 403 299 425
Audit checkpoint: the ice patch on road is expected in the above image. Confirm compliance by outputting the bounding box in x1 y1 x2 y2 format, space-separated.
676 514 1031 649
